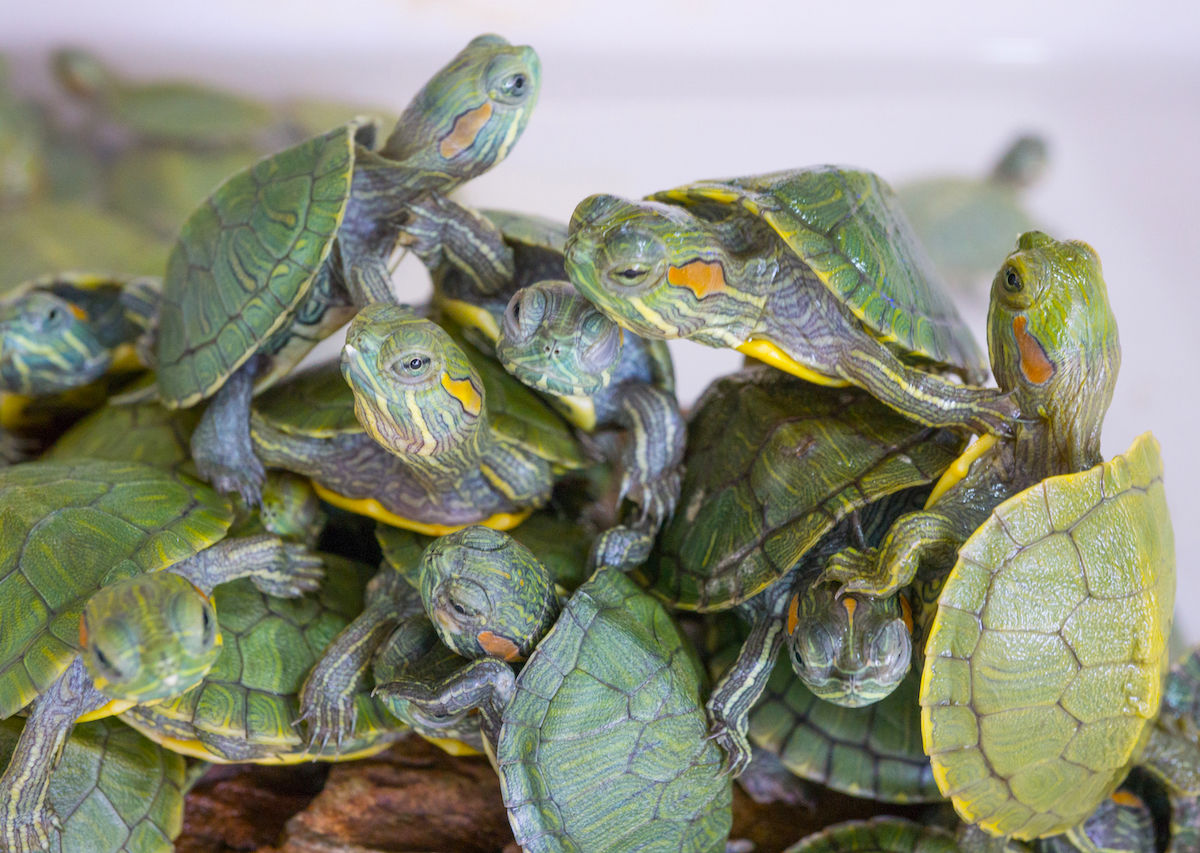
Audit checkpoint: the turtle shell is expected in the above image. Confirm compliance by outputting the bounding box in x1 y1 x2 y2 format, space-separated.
648 367 962 610
156 124 355 408
652 167 987 380
920 432 1174 839
783 817 959 853
497 568 731 852
45 400 200 469
0 716 186 853
120 554 404 763
0 459 233 719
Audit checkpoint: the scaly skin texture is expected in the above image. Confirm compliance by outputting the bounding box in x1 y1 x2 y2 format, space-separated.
822 231 1121 599
341 304 553 510
784 817 960 853
375 529 731 851
564 168 1016 436
497 280 685 534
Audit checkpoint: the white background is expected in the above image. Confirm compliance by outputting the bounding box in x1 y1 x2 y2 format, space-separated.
3 1 1198 641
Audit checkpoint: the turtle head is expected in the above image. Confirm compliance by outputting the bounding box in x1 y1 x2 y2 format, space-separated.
382 34 541 186
259 471 326 546
0 290 111 394
986 231 1119 467
418 525 558 661
80 572 221 702
785 584 912 708
991 134 1049 188
51 49 116 99
497 280 623 397
566 195 753 347
341 304 486 459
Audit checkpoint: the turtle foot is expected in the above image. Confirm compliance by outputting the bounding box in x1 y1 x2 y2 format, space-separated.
0 430 33 465
295 690 357 756
1 803 60 853
819 546 902 599
193 445 266 507
590 525 654 572
620 466 682 532
705 720 753 778
248 540 325 598
953 388 1019 439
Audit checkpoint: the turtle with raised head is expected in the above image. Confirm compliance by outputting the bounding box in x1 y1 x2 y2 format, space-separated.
565 166 1016 437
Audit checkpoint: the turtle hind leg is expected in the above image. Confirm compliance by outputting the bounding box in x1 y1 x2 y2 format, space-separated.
191 356 265 506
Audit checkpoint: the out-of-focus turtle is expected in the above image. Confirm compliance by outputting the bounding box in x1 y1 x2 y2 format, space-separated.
565 166 1016 437
898 135 1049 296
375 527 732 852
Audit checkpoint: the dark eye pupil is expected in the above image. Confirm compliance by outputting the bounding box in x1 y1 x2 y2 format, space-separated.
94 647 113 670
452 601 467 615
619 269 641 280
1005 270 1022 291
408 357 424 371
510 74 525 91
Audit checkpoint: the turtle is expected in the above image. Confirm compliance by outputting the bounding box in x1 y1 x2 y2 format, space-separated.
898 134 1049 296
0 715 187 853
0 459 322 852
783 817 961 853
155 34 542 505
51 48 279 149
246 304 583 535
563 166 1019 437
496 279 686 536
1034 782 1159 853
640 363 963 773
374 526 733 852
117 553 408 764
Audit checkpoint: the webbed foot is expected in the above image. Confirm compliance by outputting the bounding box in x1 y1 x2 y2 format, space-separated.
295 688 356 756
706 718 753 778
620 466 682 532
957 388 1019 439
819 545 908 599
247 540 324 598
590 525 654 572
1 801 60 853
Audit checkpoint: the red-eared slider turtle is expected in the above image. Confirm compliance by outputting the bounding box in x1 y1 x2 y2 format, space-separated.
497 279 685 534
564 166 1018 437
898 135 1049 297
118 554 407 764
156 35 541 505
260 304 583 531
642 364 962 772
375 526 733 852
0 459 321 852
784 817 960 853
0 716 187 853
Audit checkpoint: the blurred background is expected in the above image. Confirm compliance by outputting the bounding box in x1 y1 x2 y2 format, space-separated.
2 0 1197 638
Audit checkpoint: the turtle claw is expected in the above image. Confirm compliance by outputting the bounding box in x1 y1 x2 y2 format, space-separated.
620 467 682 533
196 453 266 508
705 720 753 778
819 546 898 599
296 690 357 756
249 541 324 598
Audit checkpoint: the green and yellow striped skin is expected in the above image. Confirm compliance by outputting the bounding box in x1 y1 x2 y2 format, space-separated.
497 279 686 533
564 168 1018 437
784 817 960 853
650 366 963 612
921 432 1173 839
0 716 186 853
1035 787 1158 853
120 555 406 763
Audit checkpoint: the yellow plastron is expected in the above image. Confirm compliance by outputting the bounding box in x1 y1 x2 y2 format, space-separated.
736 339 851 388
311 482 532 535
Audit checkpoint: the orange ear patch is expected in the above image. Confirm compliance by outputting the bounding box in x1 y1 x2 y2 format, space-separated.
68 303 89 321
439 102 494 160
477 630 522 662
441 373 483 417
1013 315 1054 384
1110 790 1144 808
899 593 913 633
842 596 857 628
786 594 800 636
667 260 727 299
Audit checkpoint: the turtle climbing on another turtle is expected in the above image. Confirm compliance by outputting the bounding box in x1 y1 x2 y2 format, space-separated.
0 459 322 853
898 134 1049 297
155 35 542 505
497 279 685 535
375 526 733 852
564 166 1017 437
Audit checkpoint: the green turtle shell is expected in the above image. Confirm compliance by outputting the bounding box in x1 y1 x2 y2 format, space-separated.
45 401 200 469
783 817 959 853
156 124 356 408
653 166 987 380
0 716 186 853
0 459 232 719
120 554 404 763
920 432 1175 839
648 367 962 610
0 201 168 283
497 568 731 852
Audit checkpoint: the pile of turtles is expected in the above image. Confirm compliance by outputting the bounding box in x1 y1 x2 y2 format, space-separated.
0 33 1192 853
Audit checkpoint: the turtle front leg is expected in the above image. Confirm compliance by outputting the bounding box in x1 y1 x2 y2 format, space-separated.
0 427 31 465
170 533 324 598
0 658 106 853
821 510 962 599
401 194 515 298
191 355 265 506
374 657 515 750
297 568 415 753
706 595 790 777
614 382 686 533
479 436 552 507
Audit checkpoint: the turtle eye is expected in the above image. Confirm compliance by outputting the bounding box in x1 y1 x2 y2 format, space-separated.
613 267 649 286
502 288 545 344
487 56 535 105
1003 268 1023 293
500 72 527 99
389 350 435 383
200 605 216 647
92 645 120 679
